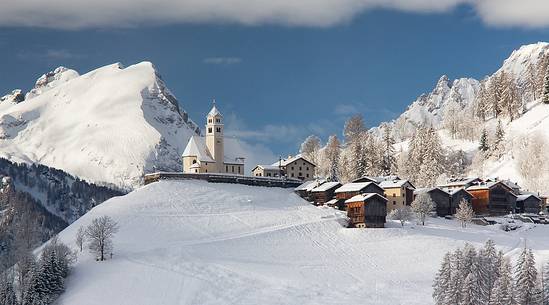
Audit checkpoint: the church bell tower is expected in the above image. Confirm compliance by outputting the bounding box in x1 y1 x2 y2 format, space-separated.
205 100 224 172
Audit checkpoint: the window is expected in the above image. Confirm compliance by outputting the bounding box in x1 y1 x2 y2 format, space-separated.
393 201 396 205
216 118 220 123
393 193 396 197
267 173 271 177
299 172 302 177
306 167 309 171
208 127 212 133
291 173 294 177
226 165 228 172
205 169 208 173
306 174 309 178
195 169 198 173
238 167 241 174
192 160 197 164
216 127 221 133
208 119 212 123
299 167 302 171
291 166 294 170
232 166 234 172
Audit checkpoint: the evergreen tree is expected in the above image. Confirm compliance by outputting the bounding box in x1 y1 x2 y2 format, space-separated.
433 252 453 305
381 125 397 175
479 128 489 153
480 240 499 302
455 199 474 228
461 272 478 305
0 276 17 305
323 135 341 181
515 247 540 305
447 248 464 304
492 120 506 159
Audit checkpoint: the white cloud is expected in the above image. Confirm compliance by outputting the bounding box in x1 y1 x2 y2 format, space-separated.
1 0 544 29
203 57 242 65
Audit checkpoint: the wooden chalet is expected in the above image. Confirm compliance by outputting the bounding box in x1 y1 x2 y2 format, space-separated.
516 194 542 214
294 179 325 200
310 182 342 205
326 198 346 210
466 181 517 215
447 188 473 214
345 193 388 228
415 187 450 217
334 182 385 200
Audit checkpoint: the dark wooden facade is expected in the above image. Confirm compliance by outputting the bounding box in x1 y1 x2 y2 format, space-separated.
449 189 473 215
335 183 385 201
468 182 517 215
310 182 342 205
516 195 542 214
426 188 451 217
346 194 387 228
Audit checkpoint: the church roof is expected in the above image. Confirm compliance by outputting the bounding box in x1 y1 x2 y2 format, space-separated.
182 136 215 162
208 104 222 118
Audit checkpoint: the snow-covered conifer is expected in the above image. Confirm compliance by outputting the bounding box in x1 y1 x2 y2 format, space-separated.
515 247 540 305
411 193 434 225
479 128 489 153
433 252 453 305
490 258 515 305
492 120 506 159
543 65 549 104
455 199 474 228
0 275 17 305
381 125 397 175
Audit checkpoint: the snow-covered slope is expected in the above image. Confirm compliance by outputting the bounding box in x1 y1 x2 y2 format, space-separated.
54 180 549 305
0 62 275 190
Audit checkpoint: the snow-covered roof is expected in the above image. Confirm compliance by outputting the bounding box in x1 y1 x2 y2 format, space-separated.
271 154 316 167
466 182 517 196
438 177 480 188
363 175 401 183
295 180 319 191
335 182 376 193
326 198 340 205
379 179 412 189
254 164 280 171
345 193 387 203
208 104 222 118
182 136 214 162
311 182 341 193
517 194 541 202
224 156 245 165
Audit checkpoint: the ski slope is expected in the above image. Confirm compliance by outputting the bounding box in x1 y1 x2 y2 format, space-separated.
54 180 549 305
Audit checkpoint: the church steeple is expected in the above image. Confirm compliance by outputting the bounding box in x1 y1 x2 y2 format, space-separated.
205 99 224 171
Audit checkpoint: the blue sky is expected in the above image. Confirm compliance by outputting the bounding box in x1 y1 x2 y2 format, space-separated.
1 3 549 155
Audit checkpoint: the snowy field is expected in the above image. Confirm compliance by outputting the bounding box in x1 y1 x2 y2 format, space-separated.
55 180 549 305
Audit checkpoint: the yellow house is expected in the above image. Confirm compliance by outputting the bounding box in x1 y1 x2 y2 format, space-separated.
182 103 245 175
252 155 315 181
378 179 415 212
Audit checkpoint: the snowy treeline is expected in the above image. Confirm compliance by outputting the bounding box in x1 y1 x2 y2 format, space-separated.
0 237 75 305
300 116 398 183
433 240 547 305
0 158 124 224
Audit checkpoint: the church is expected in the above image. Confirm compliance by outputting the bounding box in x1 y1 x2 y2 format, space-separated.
182 103 245 175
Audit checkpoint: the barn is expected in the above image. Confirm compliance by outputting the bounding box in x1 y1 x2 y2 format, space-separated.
516 194 542 214
310 182 342 205
294 180 325 201
345 193 388 228
466 181 517 215
415 188 450 217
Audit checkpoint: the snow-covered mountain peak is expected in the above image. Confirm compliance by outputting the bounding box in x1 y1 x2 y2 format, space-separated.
26 66 80 99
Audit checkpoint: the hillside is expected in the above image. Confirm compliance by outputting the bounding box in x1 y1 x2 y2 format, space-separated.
379 42 549 192
54 180 549 305
0 63 273 190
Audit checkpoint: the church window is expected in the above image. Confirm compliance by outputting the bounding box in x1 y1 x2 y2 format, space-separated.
226 165 228 172
238 167 241 174
216 127 221 133
291 173 294 177
208 127 212 133
192 160 197 164
209 119 212 123
216 118 220 123
232 166 234 172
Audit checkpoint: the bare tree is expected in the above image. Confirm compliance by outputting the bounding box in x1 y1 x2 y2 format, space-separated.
85 216 119 261
343 115 365 144
389 207 413 227
411 193 434 225
456 199 474 228
75 226 86 252
299 135 321 172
